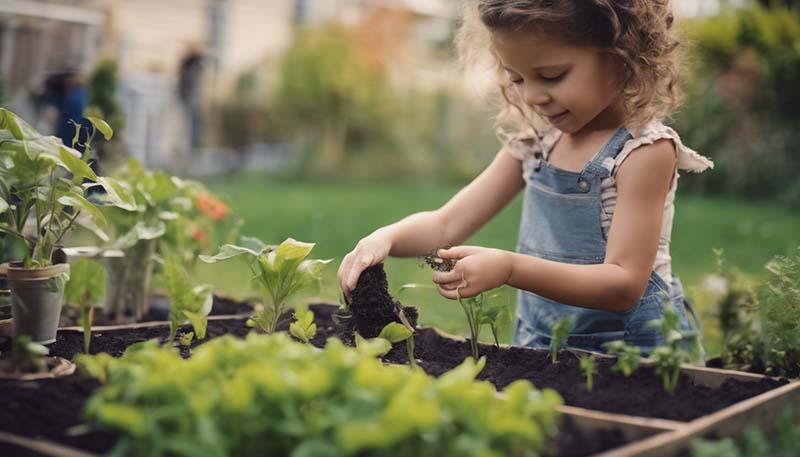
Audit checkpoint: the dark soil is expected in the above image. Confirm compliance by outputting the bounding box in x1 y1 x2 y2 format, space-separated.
340 263 418 339
421 250 456 272
0 304 785 457
58 294 255 328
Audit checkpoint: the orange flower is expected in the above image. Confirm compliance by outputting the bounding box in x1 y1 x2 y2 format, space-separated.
190 226 208 244
196 193 229 221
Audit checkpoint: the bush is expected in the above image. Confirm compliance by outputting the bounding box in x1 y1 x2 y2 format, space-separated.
78 332 563 457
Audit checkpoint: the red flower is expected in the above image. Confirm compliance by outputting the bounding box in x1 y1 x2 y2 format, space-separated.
196 193 229 221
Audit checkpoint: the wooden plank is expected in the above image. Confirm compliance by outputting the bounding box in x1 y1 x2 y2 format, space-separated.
0 431 98 457
596 380 800 457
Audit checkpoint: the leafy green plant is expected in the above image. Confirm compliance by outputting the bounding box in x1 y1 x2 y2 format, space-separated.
289 309 317 343
162 259 213 344
77 332 563 457
579 355 597 391
604 340 641 377
64 258 105 353
758 247 800 376
550 317 575 363
380 322 416 368
0 109 135 267
650 306 699 394
201 237 332 334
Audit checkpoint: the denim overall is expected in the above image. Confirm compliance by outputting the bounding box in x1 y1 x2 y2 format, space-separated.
511 127 699 356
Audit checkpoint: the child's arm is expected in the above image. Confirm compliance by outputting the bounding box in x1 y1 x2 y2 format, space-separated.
338 148 525 296
432 140 676 312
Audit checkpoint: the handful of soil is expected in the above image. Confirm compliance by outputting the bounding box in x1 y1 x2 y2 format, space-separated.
339 263 418 339
421 250 456 272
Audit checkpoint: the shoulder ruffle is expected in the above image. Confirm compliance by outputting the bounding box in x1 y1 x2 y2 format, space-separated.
616 121 714 174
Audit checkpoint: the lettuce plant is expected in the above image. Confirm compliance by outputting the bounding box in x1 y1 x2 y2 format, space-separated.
201 237 331 334
162 259 213 344
549 316 575 363
604 340 641 377
289 309 317 343
758 247 800 376
64 258 105 353
78 332 563 457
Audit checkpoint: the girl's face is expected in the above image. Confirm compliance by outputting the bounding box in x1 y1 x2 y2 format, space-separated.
491 27 624 134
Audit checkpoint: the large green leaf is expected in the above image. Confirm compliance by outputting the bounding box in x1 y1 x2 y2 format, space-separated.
378 322 413 343
58 192 107 226
58 146 97 183
95 177 137 211
85 116 113 141
0 108 25 140
116 221 165 249
199 244 260 263
274 238 315 272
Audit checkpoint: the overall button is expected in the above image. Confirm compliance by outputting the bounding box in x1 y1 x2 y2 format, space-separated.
578 180 590 192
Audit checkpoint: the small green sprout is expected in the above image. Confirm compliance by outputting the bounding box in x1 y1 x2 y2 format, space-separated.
289 309 317 344
650 306 694 394
378 322 416 368
550 317 575 363
64 258 105 353
604 340 641 377
162 259 213 344
179 332 194 347
579 355 598 391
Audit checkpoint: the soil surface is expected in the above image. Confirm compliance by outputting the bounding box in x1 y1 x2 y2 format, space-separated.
58 294 255 327
0 304 786 457
340 263 418 339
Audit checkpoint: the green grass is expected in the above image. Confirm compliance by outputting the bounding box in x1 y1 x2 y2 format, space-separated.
194 175 800 355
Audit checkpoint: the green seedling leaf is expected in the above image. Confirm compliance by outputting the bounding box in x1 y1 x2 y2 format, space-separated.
86 116 113 140
116 220 165 249
604 340 641 377
199 243 261 263
550 316 575 363
58 145 97 183
179 332 194 347
378 322 413 344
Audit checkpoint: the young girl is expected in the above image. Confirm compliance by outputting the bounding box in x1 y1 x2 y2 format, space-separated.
337 0 712 356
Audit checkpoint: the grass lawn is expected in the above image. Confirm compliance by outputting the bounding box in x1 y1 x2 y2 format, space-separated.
195 175 800 357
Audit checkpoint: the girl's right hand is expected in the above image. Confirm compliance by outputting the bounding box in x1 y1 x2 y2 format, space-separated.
338 229 394 301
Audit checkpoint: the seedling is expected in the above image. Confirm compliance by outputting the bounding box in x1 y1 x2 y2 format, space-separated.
289 309 317 344
162 259 213 344
201 237 332 334
379 322 416 368
579 355 597 391
604 340 641 377
550 317 575 363
650 306 697 394
64 258 105 353
179 332 194 347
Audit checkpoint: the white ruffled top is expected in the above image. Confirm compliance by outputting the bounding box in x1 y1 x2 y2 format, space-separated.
503 120 714 284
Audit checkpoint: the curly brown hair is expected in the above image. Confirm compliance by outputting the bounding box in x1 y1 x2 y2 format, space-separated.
456 0 683 136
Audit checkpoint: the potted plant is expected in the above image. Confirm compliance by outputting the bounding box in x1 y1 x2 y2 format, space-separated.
0 108 134 343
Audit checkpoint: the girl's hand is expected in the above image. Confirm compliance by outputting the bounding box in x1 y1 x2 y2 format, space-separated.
338 229 394 301
432 246 513 299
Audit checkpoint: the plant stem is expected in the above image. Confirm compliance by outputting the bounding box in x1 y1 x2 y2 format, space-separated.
82 304 92 354
51 210 80 261
407 337 417 369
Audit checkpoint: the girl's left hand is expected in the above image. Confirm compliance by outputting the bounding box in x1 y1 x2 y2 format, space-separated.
432 246 513 299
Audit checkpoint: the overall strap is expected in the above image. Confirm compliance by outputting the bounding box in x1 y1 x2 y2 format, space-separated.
580 126 633 181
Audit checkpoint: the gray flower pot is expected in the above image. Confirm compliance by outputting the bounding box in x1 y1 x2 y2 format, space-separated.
7 263 70 344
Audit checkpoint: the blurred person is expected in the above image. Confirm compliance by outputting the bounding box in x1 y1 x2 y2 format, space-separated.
178 46 206 150
338 0 713 357
42 71 91 155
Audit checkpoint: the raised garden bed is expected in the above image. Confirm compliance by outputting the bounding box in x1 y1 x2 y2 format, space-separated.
0 303 796 457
